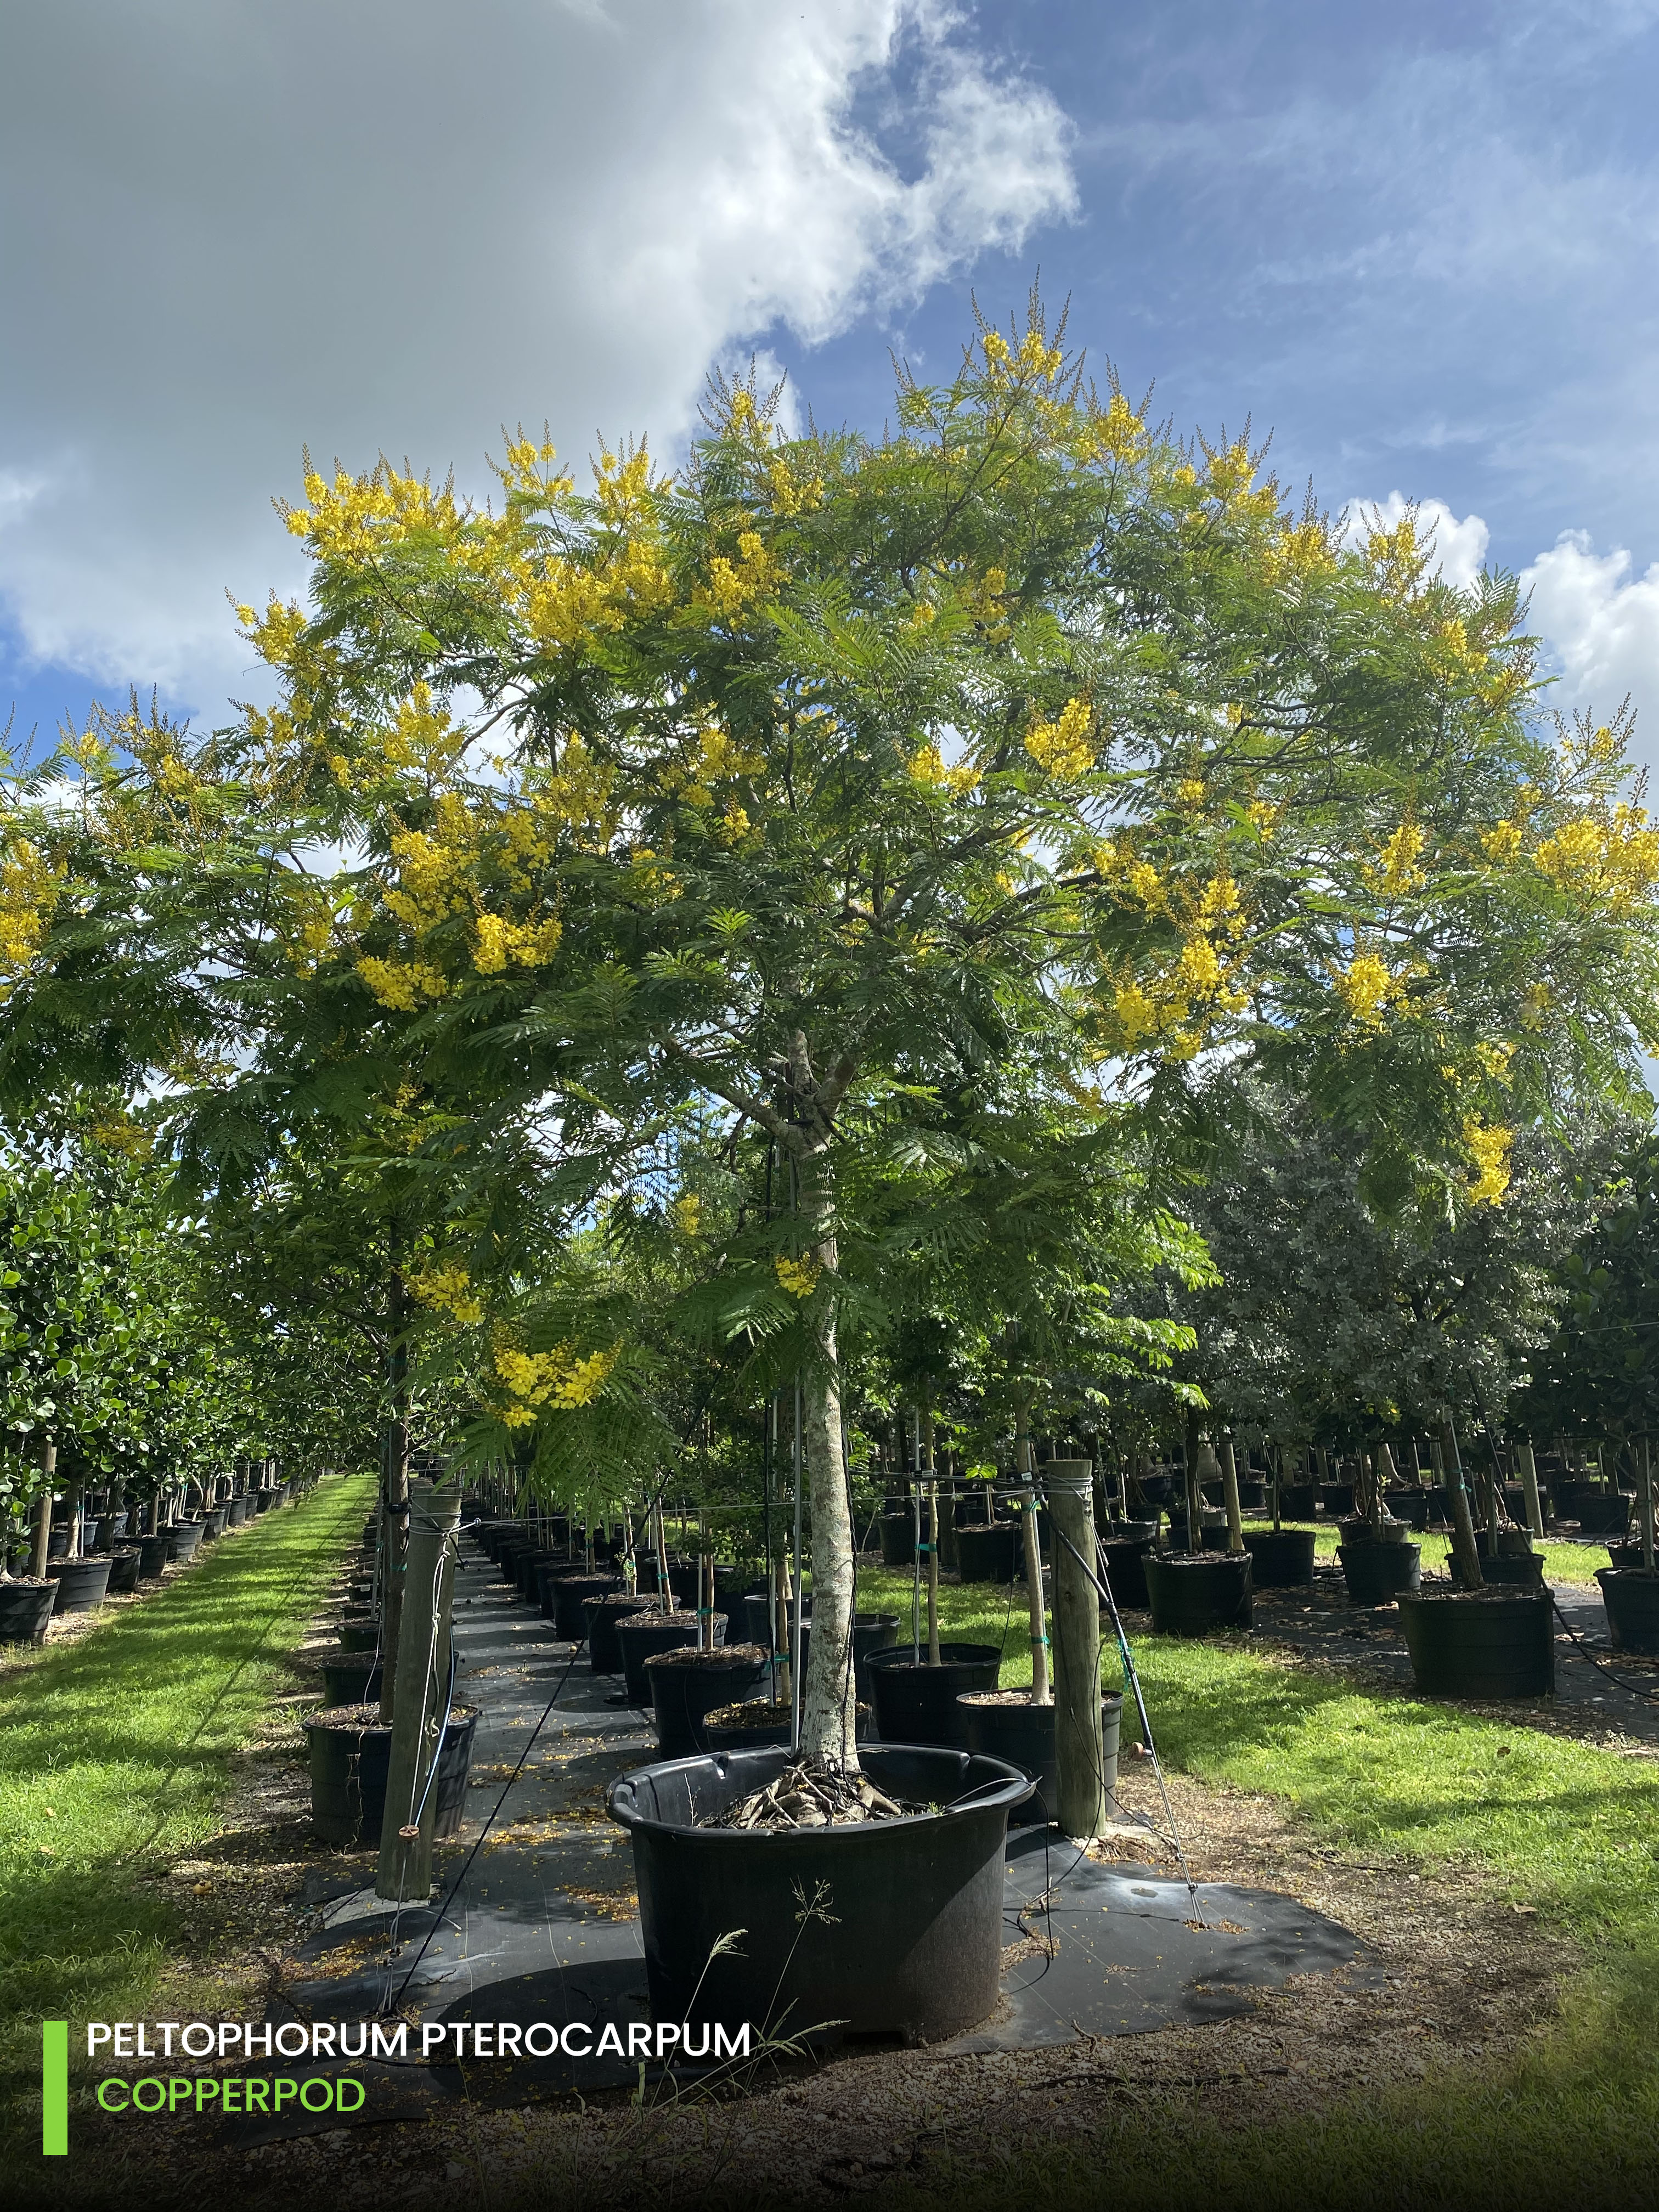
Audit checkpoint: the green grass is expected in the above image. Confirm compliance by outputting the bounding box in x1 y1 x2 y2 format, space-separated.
0 1475 371 2146
1231 1519 1612 1585
857 1565 1659 2211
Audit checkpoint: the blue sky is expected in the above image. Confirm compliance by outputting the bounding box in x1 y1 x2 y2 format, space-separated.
4 0 1659 771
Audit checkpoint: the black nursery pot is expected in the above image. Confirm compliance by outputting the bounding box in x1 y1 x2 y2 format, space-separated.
1144 1552 1253 1636
866 1643 1003 1746
646 1642 769 1757
1097 1535 1156 1609
553 1573 619 1642
1383 1489 1431 1532
202 1505 228 1539
617 1610 728 1705
0 1579 58 1643
742 1590 810 1651
955 1522 1023 1585
105 1547 142 1593
1278 1482 1321 1520
1398 1589 1554 1697
1321 1482 1356 1517
318 1650 384 1707
225 1497 250 1527
586 1590 656 1675
48 1556 115 1614
1576 1492 1634 1537
1337 1532 1421 1605
879 1514 916 1568
255 1487 278 1514
608 1744 1034 2044
1596 1568 1659 1655
136 1533 172 1581
166 1519 206 1562
1242 1528 1317 1587
304 1702 479 1849
337 1619 380 1652
853 1612 902 1696
957 1689 1124 1826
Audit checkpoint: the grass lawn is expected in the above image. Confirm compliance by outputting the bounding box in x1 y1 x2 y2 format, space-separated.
0 1474 372 2153
856 1562 1659 2210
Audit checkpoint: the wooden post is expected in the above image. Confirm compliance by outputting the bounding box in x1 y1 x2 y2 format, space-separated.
1047 1460 1107 1841
1517 1441 1545 1542
1641 1437 1655 1576
376 1479 462 1904
1219 1431 1245 1556
1441 1416 1484 1589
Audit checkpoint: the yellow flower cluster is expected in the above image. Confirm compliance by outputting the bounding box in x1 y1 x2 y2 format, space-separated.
408 1263 484 1327
357 956 449 1011
285 460 462 562
494 1341 622 1426
1532 806 1659 915
774 1254 821 1298
703 530 782 620
473 913 562 974
1374 820 1426 895
981 328 1065 381
1463 1119 1514 1207
908 742 979 797
670 1194 702 1238
0 840 64 974
89 1113 153 1161
1024 696 1094 778
1334 951 1408 1032
1081 393 1145 465
768 452 824 515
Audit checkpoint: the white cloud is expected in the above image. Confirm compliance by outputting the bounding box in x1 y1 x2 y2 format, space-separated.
1521 533 1659 751
1342 492 1491 590
0 1 1074 710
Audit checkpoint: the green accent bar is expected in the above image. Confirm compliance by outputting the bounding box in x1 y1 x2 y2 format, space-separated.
42 2019 68 2156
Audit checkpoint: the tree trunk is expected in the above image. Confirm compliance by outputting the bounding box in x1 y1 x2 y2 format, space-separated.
1441 1415 1484 1588
378 1271 413 1725
1517 1441 1545 1542
29 1436 55 1579
1219 1432 1244 1556
1048 1461 1107 1839
1015 1405 1050 1705
376 1479 462 1903
1183 1408 1204 1553
798 1340 859 1774
1639 1437 1655 1576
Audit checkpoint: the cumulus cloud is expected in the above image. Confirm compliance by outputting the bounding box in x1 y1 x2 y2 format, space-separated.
0 0 1074 709
1521 533 1659 753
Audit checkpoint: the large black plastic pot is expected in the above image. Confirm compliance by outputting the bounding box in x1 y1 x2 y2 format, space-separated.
1383 1489 1431 1531
879 1513 915 1568
866 1643 1002 1745
1145 1553 1253 1636
319 1650 385 1706
515 1547 562 1602
1138 1473 1174 1506
587 1590 657 1675
713 1566 764 1627
1242 1528 1317 1587
136 1533 172 1581
337 1618 381 1652
1597 1568 1659 1654
1235 1479 1267 1511
201 1505 228 1539
1164 1509 1228 1552
534 1559 587 1619
617 1611 727 1704
1398 1590 1554 1697
105 1546 142 1593
554 1573 619 1641
852 1612 902 1695
255 1487 278 1514
955 1522 1022 1584
1279 1482 1320 1520
1469 1550 1547 1589
1321 1482 1356 1517
958 1689 1124 1826
46 1525 70 1560
608 1744 1034 2043
304 1702 479 1849
743 1591 809 1651
1577 1492 1634 1537
0 1579 57 1643
647 1643 768 1756
1097 1535 1155 1609
166 1519 206 1562
48 1556 114 1613
92 1512 129 1550
225 1497 249 1527
636 1551 696 1599
1338 1531 1421 1605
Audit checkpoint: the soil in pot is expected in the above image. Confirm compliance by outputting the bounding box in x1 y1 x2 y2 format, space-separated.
646 1641 768 1756
617 1610 728 1705
1144 1552 1253 1635
1596 1567 1659 1654
702 1697 875 1751
0 1579 58 1643
609 1745 1033 2042
104 1547 142 1593
1242 1527 1317 1587
47 1556 115 1614
1398 1589 1554 1697
318 1649 384 1706
958 1687 1124 1825
586 1589 660 1675
955 1521 1022 1584
1098 1534 1156 1609
1338 1533 1421 1605
304 1701 479 1849
552 1572 619 1642
866 1643 1002 1745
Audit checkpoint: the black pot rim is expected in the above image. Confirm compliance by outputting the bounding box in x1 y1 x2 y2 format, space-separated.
609 1742 1033 1839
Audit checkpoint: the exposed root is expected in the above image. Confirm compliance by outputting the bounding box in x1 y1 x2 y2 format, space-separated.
703 1758 915 1831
